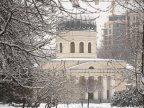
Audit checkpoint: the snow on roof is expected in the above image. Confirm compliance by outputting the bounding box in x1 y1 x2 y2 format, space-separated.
66 62 88 69
51 58 124 61
126 64 134 69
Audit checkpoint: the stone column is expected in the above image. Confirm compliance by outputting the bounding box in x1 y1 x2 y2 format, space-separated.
94 76 98 100
110 76 116 99
85 93 88 100
85 77 88 99
103 76 107 100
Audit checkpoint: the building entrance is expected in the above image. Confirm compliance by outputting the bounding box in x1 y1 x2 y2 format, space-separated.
88 93 94 100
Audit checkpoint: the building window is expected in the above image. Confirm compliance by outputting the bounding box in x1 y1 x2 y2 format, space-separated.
60 43 62 53
109 29 111 34
116 23 119 27
70 42 75 53
89 66 94 69
104 29 107 35
107 90 110 100
109 24 111 28
88 42 91 53
79 42 84 53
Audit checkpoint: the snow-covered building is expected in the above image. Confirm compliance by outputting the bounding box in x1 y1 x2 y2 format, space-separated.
43 19 129 103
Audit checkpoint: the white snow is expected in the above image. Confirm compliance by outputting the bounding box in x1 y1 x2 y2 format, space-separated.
48 103 141 108
126 64 134 70
52 58 124 61
0 103 141 108
0 104 15 108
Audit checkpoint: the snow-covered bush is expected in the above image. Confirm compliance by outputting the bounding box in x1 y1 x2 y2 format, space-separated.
111 87 143 107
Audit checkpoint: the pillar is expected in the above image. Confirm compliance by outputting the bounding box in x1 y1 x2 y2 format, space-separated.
110 76 116 99
103 76 107 100
85 77 88 99
94 76 98 100
85 93 88 100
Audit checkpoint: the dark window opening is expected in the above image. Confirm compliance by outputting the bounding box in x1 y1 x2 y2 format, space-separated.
60 43 62 53
107 90 110 100
79 42 84 53
88 93 94 100
70 42 75 53
89 66 94 69
88 42 91 53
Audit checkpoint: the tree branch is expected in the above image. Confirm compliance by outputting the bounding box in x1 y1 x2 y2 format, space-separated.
0 41 51 58
0 11 12 37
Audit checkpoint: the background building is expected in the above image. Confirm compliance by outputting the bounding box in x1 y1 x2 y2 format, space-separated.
99 12 143 64
126 11 143 64
99 15 127 60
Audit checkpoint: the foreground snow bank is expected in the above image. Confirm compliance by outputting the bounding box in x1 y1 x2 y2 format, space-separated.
0 103 142 108
0 104 15 108
40 103 141 108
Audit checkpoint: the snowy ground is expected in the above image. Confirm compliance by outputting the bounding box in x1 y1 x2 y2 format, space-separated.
0 103 142 108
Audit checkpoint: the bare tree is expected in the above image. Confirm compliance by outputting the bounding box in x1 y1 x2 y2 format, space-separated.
0 0 119 107
59 76 81 108
115 1 144 106
0 0 106 88
29 69 81 108
31 69 66 108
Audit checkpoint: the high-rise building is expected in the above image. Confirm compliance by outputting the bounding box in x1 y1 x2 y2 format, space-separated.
100 15 127 59
126 10 143 64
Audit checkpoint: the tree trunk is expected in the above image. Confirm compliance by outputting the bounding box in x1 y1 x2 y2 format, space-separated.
142 21 144 108
67 103 69 108
87 93 89 108
22 98 26 108
31 102 40 108
81 101 83 108
142 95 144 108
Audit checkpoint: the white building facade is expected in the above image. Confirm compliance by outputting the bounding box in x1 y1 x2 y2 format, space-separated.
43 19 129 103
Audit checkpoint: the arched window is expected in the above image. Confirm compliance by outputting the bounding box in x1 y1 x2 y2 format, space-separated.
70 42 75 53
88 42 91 53
89 66 94 69
59 43 62 53
79 42 84 53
